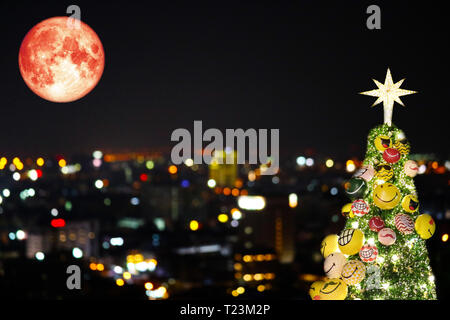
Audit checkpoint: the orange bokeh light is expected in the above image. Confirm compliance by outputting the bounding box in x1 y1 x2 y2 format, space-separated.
168 165 178 174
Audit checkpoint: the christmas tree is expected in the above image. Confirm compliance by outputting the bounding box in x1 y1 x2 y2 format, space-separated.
310 69 437 300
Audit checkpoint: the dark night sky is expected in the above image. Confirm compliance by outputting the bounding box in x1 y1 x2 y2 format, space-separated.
1 1 449 159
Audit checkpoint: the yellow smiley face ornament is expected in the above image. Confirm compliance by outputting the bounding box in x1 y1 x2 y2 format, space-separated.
341 203 355 218
415 214 436 239
401 194 419 213
374 135 392 152
373 183 401 210
341 260 366 285
338 229 364 255
309 280 325 300
319 278 348 300
320 234 339 258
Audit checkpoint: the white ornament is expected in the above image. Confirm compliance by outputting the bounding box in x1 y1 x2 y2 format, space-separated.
365 265 381 290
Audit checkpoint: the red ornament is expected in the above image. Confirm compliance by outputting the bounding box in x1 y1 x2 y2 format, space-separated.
359 244 378 263
378 227 396 246
369 216 385 232
394 213 415 235
351 199 370 217
383 148 401 163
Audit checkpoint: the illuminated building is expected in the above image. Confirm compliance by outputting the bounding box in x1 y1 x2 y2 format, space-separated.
208 150 238 187
238 195 295 264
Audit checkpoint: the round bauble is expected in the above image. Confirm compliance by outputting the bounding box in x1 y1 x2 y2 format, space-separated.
324 252 347 278
374 135 392 152
375 164 394 182
319 278 348 300
344 178 367 200
401 194 419 213
404 160 419 177
341 260 366 285
378 228 396 246
383 148 401 164
341 203 354 218
373 183 401 210
394 138 410 155
415 214 436 239
309 280 325 300
353 165 375 182
321 234 339 258
351 199 370 217
369 216 385 232
338 229 364 255
359 244 378 263
394 213 415 235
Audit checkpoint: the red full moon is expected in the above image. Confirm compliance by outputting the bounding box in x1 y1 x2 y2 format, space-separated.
19 17 105 103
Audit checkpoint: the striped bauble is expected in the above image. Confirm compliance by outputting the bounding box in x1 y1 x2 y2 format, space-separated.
394 213 415 235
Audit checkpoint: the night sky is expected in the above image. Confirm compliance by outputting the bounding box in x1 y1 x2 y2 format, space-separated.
1 1 449 158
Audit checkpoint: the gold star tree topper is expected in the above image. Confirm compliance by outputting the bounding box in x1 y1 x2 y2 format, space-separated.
360 69 417 126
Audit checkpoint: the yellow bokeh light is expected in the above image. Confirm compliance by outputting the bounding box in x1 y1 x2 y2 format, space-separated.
159 286 167 294
325 159 334 168
236 287 245 294
36 157 45 167
123 272 131 280
346 160 356 172
243 255 252 262
96 263 104 271
254 273 263 281
58 159 67 168
257 285 265 292
288 193 298 208
442 234 449 242
145 282 154 290
218 214 229 223
116 279 124 286
231 290 239 297
189 220 199 231
243 274 252 281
